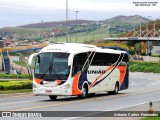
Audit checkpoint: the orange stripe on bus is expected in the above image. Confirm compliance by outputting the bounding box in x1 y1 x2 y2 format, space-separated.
89 66 114 89
117 66 127 85
72 73 82 95
35 78 43 84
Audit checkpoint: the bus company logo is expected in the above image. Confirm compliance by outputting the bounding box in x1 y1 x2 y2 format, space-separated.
88 69 106 74
2 112 11 117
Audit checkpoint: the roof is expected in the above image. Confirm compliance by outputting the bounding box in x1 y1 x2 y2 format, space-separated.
39 43 126 54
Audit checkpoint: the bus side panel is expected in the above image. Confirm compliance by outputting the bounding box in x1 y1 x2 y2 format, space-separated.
119 66 129 90
78 70 89 90
87 66 117 93
72 70 89 95
72 73 82 95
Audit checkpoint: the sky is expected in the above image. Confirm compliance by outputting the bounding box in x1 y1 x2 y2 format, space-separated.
0 0 160 28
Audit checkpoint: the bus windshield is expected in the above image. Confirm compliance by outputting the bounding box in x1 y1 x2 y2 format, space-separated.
34 52 70 81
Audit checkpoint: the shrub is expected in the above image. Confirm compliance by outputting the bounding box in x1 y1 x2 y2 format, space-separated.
0 80 32 90
0 74 31 79
141 53 146 56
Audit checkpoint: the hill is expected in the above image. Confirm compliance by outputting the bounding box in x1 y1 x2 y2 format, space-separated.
17 20 93 28
0 15 152 43
103 15 150 34
104 15 150 26
17 15 150 29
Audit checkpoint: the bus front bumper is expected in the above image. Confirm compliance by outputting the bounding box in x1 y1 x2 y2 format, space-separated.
33 86 72 96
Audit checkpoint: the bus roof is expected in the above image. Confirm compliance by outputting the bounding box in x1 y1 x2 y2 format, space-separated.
39 42 127 54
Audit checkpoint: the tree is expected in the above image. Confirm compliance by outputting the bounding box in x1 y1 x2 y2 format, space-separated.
134 43 144 54
148 42 153 55
126 41 135 47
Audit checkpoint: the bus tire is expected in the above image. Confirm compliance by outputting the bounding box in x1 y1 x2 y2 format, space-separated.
78 85 88 99
49 95 57 100
108 83 119 95
89 93 95 97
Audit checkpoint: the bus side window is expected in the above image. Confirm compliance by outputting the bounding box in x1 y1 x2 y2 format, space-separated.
72 56 78 76
72 53 88 77
91 53 120 66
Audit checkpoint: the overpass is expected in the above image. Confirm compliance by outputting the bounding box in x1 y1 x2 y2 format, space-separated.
9 47 42 53
104 20 160 41
103 37 160 55
103 21 160 55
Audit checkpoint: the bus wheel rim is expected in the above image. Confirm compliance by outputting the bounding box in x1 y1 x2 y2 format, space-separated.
82 88 86 96
115 85 118 93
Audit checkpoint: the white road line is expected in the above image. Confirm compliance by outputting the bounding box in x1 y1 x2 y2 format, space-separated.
62 98 160 120
0 99 39 106
0 94 33 100
0 88 160 108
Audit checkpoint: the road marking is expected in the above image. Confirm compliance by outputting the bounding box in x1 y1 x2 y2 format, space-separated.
9 88 160 111
0 99 39 106
11 101 77 111
0 94 33 100
62 98 160 120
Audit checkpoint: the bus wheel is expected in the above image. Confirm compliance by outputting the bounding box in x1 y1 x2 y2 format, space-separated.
108 83 119 95
89 93 95 97
78 85 88 99
49 95 57 100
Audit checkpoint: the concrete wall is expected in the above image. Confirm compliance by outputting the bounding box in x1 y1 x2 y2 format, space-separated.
152 46 160 55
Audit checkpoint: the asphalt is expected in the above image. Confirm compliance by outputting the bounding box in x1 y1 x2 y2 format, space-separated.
0 72 160 120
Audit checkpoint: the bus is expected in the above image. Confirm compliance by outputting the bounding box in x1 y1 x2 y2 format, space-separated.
28 43 129 100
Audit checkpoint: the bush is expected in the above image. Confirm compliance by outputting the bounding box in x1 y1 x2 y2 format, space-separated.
0 80 32 90
141 53 146 56
148 53 152 56
0 74 30 79
128 50 136 55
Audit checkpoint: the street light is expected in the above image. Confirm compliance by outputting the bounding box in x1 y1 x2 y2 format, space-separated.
66 0 68 43
74 11 78 43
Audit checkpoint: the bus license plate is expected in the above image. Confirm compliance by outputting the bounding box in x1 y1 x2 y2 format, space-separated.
45 90 52 93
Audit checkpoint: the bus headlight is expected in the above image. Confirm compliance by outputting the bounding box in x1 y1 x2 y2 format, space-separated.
33 83 40 88
61 84 70 89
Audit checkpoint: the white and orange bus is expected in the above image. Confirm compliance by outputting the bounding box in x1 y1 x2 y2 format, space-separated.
28 43 129 100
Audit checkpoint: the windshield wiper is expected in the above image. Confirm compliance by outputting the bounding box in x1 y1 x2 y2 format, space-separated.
49 57 61 80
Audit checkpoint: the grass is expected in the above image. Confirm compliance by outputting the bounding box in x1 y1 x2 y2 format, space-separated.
48 28 117 43
141 117 160 120
13 60 27 67
130 61 160 73
0 89 32 94
0 27 52 36
0 74 30 79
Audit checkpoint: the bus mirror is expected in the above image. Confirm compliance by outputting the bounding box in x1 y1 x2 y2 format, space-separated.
28 53 39 66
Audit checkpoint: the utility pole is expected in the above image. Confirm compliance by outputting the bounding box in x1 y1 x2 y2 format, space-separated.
66 0 68 43
75 11 78 43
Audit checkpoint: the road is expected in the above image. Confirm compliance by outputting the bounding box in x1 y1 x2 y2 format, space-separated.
0 72 160 120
